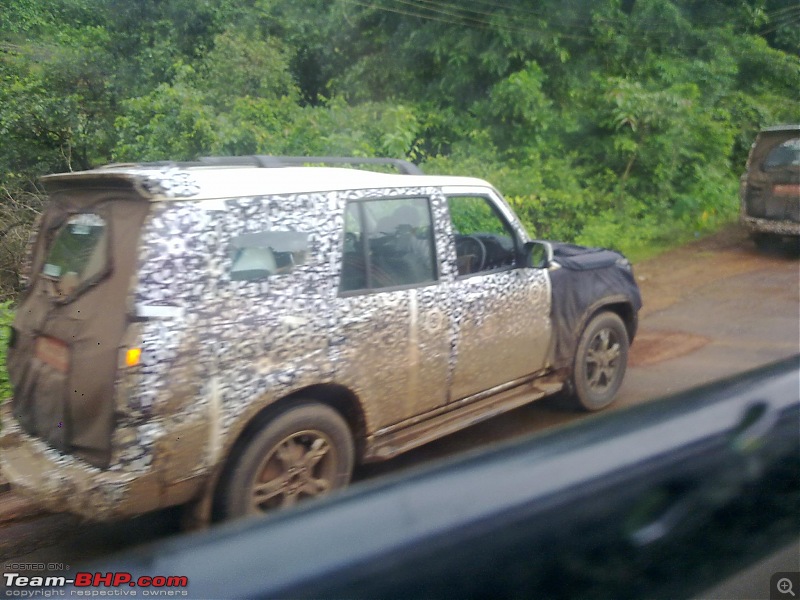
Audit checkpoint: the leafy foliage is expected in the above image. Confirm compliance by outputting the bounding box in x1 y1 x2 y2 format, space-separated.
1 0 799 297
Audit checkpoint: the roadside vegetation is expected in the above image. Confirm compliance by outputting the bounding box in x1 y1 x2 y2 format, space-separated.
0 301 12 399
0 0 798 300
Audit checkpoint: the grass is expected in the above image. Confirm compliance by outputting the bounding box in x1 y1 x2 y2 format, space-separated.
622 217 739 265
0 301 13 401
623 233 702 264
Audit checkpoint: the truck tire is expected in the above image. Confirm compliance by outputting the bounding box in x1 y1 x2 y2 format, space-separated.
218 401 354 520
570 311 629 412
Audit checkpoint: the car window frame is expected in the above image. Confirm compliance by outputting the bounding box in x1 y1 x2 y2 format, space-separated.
338 194 440 297
444 190 525 279
36 203 116 305
227 229 312 282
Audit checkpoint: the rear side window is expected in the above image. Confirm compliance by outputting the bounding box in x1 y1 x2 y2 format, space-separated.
229 230 310 281
762 138 800 171
42 213 108 296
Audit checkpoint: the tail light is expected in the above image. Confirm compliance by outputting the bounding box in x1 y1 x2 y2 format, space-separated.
773 184 800 197
125 347 142 368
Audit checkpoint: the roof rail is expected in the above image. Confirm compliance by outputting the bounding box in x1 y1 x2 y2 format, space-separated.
96 161 182 170
197 155 424 175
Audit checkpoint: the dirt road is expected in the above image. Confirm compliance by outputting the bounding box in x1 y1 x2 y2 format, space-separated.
1 224 797 568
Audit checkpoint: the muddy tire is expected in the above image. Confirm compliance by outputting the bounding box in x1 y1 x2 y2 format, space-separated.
570 312 629 412
218 401 354 520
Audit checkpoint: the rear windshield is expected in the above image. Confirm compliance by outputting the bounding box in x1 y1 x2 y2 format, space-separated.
42 213 108 295
762 137 800 171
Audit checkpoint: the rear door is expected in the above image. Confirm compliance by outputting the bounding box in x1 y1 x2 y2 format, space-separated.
8 184 149 468
334 194 451 430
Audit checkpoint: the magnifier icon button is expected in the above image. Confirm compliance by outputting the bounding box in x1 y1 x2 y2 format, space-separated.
778 578 796 597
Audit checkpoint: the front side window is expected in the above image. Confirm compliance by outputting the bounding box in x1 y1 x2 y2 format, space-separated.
42 213 108 297
340 197 437 293
447 196 518 276
229 230 309 281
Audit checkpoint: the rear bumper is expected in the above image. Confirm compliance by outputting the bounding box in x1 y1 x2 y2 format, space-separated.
0 404 194 521
740 214 800 237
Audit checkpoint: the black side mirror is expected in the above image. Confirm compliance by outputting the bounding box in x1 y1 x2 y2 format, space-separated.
524 241 553 269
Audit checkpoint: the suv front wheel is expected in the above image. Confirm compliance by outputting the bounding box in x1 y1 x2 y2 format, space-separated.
218 401 355 519
570 312 629 411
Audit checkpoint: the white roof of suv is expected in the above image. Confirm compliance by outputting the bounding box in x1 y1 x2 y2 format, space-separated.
41 164 495 201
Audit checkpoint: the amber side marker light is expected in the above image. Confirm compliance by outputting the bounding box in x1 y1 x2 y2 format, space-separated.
126 348 142 367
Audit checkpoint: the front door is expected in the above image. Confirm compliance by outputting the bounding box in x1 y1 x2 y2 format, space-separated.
444 191 552 401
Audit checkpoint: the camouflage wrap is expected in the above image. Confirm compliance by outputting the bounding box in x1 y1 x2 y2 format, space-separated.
0 174 564 520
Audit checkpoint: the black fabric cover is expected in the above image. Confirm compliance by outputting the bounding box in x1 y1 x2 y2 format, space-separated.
547 242 642 370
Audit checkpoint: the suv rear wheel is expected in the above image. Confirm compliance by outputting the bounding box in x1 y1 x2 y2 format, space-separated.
218 401 355 519
570 312 629 411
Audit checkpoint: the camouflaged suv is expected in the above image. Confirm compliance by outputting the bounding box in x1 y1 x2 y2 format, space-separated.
1 156 641 523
